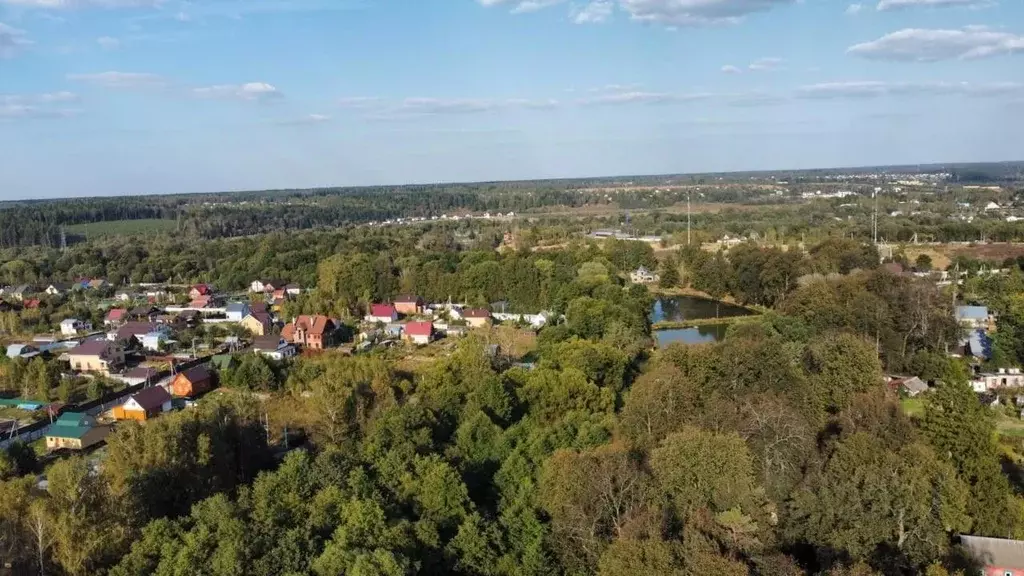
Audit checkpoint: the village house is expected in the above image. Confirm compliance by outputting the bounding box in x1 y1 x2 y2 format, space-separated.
67 339 125 374
105 308 127 327
463 308 492 329
129 305 161 321
252 335 297 361
240 312 272 336
111 322 171 349
45 283 70 296
9 285 34 300
189 295 214 309
629 266 659 284
367 304 399 324
113 386 173 421
115 290 133 302
88 279 107 290
170 365 214 398
6 343 39 360
961 534 1024 576
60 318 92 337
285 284 302 296
394 295 424 316
957 305 996 332
189 284 213 299
226 302 251 322
45 412 109 451
115 366 160 387
250 279 286 293
971 368 1024 393
282 315 337 350
404 322 435 345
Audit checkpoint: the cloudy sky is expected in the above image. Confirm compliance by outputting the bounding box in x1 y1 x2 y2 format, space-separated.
0 0 1022 198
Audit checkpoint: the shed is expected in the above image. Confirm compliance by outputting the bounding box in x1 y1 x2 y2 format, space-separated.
170 365 214 398
113 386 172 421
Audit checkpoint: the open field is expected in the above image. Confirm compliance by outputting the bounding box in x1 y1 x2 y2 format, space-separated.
904 242 1024 271
67 218 177 239
900 397 925 418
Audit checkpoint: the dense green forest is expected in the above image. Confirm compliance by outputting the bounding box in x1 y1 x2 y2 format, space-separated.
2 227 1019 575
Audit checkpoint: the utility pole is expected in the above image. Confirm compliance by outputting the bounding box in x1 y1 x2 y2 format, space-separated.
873 187 880 245
687 191 691 246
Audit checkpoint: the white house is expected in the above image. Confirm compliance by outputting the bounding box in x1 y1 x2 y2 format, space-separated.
629 266 659 284
140 331 171 351
115 291 132 302
285 284 302 296
252 335 297 361
60 318 92 337
225 302 250 322
984 201 1001 211
971 368 1024 393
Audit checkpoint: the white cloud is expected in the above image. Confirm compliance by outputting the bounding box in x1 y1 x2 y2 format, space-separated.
748 56 783 70
397 97 559 114
578 90 715 105
848 27 1024 61
338 96 383 108
618 0 798 26
67 71 165 88
0 92 78 120
721 64 742 73
845 3 863 14
0 0 163 7
876 0 992 10
572 0 613 22
796 80 1024 99
278 113 331 125
193 82 282 101
479 0 565 13
0 22 32 58
96 35 119 48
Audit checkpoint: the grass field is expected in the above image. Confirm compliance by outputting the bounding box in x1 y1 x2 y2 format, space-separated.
900 397 925 418
67 219 177 239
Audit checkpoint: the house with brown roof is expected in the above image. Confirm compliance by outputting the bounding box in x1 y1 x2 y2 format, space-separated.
112 386 172 421
252 335 297 361
463 308 492 329
170 365 214 398
282 315 337 350
241 312 273 336
67 340 125 374
394 295 424 315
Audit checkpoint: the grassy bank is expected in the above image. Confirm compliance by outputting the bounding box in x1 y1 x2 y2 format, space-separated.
653 315 760 330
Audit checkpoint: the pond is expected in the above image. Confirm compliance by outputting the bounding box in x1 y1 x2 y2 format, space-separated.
650 296 753 323
651 296 754 347
654 324 730 347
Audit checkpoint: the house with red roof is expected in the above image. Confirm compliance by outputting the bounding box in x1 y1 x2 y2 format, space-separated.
189 284 213 299
105 308 127 326
403 322 434 345
367 304 399 324
282 315 337 350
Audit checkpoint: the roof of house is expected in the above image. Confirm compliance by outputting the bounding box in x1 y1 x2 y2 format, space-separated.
634 266 651 274
284 315 334 338
117 322 162 339
68 339 114 357
60 318 80 326
956 305 989 321
48 414 94 439
48 283 70 291
963 329 993 360
6 344 38 358
464 308 491 318
899 376 929 394
405 321 434 337
106 308 127 321
370 304 397 317
189 296 212 308
226 302 249 314
192 284 212 295
88 279 106 288
130 305 159 316
245 311 271 325
176 365 212 384
961 535 1024 569
249 302 268 313
23 299 40 309
12 284 32 294
128 386 172 411
394 294 422 303
124 366 159 380
253 335 285 350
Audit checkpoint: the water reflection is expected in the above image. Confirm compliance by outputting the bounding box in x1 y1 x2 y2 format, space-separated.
650 296 752 323
655 325 729 347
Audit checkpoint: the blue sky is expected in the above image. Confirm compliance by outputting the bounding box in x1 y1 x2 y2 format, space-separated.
1 0 1022 198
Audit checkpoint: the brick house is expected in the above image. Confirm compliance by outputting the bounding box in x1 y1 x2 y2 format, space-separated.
282 315 337 350
394 295 424 316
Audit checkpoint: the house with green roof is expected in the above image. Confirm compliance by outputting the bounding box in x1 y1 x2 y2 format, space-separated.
46 412 110 451
209 354 237 372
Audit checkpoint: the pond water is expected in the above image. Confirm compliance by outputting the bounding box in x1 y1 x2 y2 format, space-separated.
654 324 730 347
650 296 752 323
651 296 754 347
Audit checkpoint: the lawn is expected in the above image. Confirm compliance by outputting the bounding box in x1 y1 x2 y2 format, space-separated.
900 397 925 418
996 414 1024 438
67 219 177 239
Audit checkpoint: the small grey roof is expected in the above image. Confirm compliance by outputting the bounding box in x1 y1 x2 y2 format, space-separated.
956 306 989 321
901 376 929 394
961 535 1024 569
226 302 249 313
